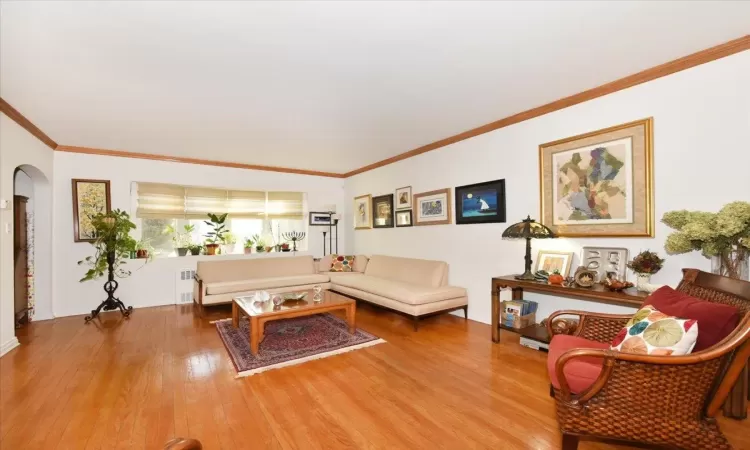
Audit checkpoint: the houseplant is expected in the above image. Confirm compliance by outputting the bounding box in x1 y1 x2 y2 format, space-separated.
222 231 237 255
663 201 750 280
281 243 290 252
166 224 195 256
244 237 254 254
252 234 266 253
77 209 138 321
627 250 665 292
135 239 153 259
187 243 202 256
204 213 228 255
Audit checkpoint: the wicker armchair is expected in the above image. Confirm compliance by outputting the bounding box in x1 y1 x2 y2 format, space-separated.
547 269 750 450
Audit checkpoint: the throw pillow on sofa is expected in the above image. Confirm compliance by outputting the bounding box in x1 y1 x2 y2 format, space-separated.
330 254 355 272
610 305 698 356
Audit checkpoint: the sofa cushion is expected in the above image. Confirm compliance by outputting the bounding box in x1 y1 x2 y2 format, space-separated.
644 286 740 351
198 255 316 283
364 255 447 287
206 274 330 295
330 254 355 272
610 305 699 356
317 255 369 273
548 335 610 394
331 274 465 305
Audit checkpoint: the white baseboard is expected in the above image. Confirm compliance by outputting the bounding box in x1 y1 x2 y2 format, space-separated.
0 337 20 357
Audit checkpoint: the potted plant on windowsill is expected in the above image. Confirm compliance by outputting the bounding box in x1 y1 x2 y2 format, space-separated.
204 213 228 255
167 224 195 256
281 243 290 252
187 243 202 255
252 234 266 253
222 231 237 255
244 237 254 254
135 239 153 259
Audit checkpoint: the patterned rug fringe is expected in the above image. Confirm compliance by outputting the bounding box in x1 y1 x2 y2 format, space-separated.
209 318 232 324
234 338 386 378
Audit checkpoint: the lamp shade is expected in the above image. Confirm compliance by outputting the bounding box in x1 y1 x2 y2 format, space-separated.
502 215 555 240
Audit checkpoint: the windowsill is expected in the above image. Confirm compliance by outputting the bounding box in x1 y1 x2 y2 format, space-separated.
130 250 311 264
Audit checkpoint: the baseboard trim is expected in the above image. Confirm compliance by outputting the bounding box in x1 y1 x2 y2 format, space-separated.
0 337 20 357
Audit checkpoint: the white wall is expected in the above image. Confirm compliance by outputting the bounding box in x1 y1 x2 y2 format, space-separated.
0 114 54 356
53 152 345 317
344 51 750 325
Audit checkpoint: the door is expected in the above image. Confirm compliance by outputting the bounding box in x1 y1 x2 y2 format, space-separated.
14 195 29 324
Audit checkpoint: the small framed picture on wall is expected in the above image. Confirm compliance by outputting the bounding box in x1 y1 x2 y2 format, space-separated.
395 210 413 227
309 212 333 226
395 186 412 210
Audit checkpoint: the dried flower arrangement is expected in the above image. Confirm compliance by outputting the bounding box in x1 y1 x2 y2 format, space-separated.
662 201 750 279
627 250 665 275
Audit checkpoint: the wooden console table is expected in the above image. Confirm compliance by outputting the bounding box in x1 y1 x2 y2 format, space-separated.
490 275 647 343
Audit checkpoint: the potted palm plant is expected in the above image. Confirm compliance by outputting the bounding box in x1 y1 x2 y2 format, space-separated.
204 213 228 255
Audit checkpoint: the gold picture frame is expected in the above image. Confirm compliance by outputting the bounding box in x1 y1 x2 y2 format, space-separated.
539 118 654 237
72 178 111 242
413 188 452 226
534 250 574 277
353 194 373 230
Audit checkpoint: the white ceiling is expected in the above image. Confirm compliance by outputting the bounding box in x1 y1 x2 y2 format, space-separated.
2 1 749 174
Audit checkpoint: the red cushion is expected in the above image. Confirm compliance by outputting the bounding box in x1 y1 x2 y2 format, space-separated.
547 335 609 394
644 286 740 352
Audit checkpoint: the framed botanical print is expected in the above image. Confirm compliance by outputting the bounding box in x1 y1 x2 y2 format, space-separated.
395 186 412 210
534 250 574 277
396 210 413 227
455 179 506 225
413 188 452 226
353 194 372 230
372 194 394 228
72 179 111 242
539 118 654 237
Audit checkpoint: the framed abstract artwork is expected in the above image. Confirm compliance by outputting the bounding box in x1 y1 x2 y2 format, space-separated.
534 250 574 277
353 194 372 230
395 210 413 227
372 194 394 228
72 179 111 242
455 179 506 225
539 118 654 237
413 188 452 226
395 186 412 210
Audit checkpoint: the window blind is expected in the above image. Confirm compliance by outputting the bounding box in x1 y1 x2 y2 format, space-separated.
136 183 303 220
267 191 304 219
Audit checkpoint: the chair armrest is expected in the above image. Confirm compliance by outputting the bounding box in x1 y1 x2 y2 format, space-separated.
193 273 203 283
547 310 631 343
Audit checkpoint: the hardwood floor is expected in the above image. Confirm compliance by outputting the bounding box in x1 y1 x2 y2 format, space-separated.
1 303 748 450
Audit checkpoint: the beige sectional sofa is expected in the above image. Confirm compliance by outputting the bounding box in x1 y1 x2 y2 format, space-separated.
194 254 468 329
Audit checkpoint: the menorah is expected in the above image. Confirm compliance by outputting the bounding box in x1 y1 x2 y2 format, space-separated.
281 231 306 252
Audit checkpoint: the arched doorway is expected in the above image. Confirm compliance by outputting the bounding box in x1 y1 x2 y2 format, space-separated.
13 164 52 328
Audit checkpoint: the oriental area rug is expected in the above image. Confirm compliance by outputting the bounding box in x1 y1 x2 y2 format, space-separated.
215 313 385 377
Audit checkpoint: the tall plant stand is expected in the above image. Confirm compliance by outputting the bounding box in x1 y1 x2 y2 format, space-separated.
85 252 133 322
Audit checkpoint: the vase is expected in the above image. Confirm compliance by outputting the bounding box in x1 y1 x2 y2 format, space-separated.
635 273 653 293
711 248 749 280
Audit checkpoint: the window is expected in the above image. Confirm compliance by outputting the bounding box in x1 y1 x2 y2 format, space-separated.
135 183 306 256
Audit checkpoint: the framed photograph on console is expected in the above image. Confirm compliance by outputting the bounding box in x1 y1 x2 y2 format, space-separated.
372 194 394 228
353 194 372 230
455 179 506 225
72 179 111 242
539 118 654 237
535 251 574 277
395 186 412 210
413 188 451 226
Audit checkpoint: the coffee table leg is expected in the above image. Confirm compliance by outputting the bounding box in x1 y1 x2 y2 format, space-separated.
250 317 260 356
346 304 356 334
232 301 239 328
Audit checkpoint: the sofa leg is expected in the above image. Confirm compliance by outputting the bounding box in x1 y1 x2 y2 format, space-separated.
412 316 419 332
462 306 468 319
549 384 555 398
561 434 579 450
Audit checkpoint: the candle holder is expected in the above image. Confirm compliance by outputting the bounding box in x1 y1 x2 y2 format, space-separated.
281 231 306 252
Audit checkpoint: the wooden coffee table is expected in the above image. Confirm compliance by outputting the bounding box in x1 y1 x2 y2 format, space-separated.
232 289 356 356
